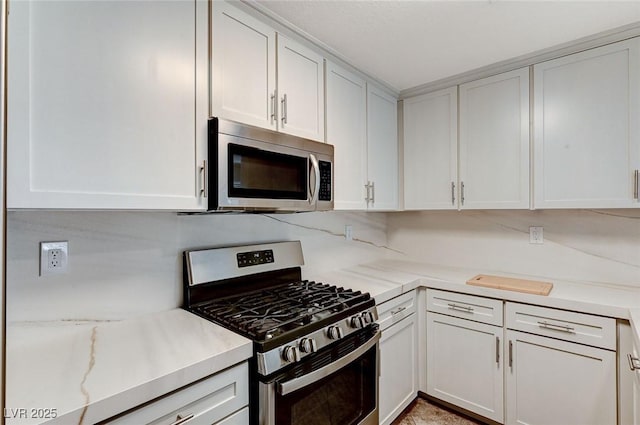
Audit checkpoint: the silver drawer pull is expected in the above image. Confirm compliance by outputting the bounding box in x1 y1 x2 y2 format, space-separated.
537 320 575 334
391 306 407 316
171 413 195 425
447 303 474 313
628 353 640 371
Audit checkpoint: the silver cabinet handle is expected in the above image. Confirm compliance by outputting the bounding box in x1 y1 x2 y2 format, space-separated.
391 306 407 316
634 169 639 200
281 94 288 125
460 181 465 205
171 413 195 425
371 181 375 204
508 340 513 369
447 303 474 313
628 353 640 371
364 181 372 203
199 160 207 197
451 181 456 205
308 153 320 206
537 320 575 334
496 336 500 365
270 93 277 124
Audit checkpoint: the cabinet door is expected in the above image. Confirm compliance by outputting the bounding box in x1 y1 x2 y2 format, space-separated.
277 35 325 141
426 312 504 423
459 67 530 209
367 83 398 211
379 314 417 425
403 88 458 210
533 38 640 208
212 1 277 131
326 62 367 210
619 322 640 425
505 330 616 425
7 0 207 210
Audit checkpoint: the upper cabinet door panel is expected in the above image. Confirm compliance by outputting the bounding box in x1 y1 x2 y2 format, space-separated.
403 87 458 210
533 38 640 208
8 0 205 210
277 35 325 142
459 67 530 209
212 2 277 130
326 62 367 210
367 84 398 211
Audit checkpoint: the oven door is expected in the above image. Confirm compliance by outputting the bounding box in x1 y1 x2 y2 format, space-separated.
259 327 380 425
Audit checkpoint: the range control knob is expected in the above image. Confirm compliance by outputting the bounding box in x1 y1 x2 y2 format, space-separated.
327 326 344 340
299 338 317 354
361 311 375 324
350 315 364 329
282 345 300 363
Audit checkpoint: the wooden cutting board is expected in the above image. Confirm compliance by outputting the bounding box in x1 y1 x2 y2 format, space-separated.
466 274 553 296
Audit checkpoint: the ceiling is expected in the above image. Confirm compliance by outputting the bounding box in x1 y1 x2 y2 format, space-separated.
255 1 640 92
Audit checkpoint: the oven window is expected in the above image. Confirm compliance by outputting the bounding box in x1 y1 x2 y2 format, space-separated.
228 144 307 199
275 344 377 425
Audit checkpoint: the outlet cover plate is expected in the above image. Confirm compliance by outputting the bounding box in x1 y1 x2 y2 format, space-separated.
40 241 69 276
529 227 544 244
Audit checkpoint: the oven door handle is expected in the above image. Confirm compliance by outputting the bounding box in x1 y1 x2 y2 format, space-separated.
278 330 381 396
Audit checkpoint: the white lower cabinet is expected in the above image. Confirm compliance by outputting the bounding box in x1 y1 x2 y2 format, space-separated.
427 290 504 422
378 291 417 425
105 362 248 425
618 321 640 425
505 330 616 425
504 302 617 425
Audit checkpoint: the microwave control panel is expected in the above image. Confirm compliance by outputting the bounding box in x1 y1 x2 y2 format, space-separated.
319 161 332 201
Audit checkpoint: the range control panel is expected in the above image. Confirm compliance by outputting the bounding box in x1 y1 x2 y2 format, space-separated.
237 249 274 268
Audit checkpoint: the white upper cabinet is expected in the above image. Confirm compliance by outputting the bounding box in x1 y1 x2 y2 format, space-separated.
326 61 368 210
7 0 208 210
367 83 399 211
211 2 324 142
212 1 277 130
459 67 530 209
533 38 640 208
277 35 325 141
403 87 458 210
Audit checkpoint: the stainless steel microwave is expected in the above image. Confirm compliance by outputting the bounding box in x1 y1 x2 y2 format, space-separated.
208 117 334 212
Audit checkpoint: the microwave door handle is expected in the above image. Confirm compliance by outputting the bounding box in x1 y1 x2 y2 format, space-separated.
309 153 320 205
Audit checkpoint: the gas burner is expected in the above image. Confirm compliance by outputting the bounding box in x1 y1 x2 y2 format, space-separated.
193 280 370 344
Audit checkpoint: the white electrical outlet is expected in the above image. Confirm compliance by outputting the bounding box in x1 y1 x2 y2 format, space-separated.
529 227 544 244
345 225 353 241
40 241 69 275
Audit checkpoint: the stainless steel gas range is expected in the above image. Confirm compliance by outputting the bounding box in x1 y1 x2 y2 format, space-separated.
183 241 380 425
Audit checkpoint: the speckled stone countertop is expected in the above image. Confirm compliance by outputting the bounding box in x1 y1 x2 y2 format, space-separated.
5 309 252 425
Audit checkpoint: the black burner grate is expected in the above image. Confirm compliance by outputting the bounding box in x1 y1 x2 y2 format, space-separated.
192 280 369 342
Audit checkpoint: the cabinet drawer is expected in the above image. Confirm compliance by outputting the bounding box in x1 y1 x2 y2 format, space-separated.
105 362 248 425
427 289 503 326
216 407 249 425
506 302 616 350
377 291 416 331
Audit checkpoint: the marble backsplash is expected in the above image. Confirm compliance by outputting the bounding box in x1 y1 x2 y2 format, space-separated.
387 209 640 288
6 210 393 323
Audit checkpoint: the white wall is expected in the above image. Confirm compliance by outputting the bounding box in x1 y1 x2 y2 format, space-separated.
387 209 640 288
6 211 391 323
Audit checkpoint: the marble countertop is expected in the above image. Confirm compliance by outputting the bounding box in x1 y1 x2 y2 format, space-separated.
310 258 640 345
5 309 252 425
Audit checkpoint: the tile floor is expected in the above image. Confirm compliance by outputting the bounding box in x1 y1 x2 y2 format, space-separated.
391 398 483 425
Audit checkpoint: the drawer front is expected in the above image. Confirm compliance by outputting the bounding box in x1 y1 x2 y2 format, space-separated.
107 362 248 425
216 407 249 425
427 289 503 326
506 302 616 350
377 291 416 331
